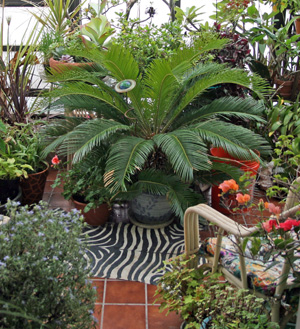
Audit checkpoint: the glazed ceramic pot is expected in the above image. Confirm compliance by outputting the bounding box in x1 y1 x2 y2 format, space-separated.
129 192 174 228
20 163 49 206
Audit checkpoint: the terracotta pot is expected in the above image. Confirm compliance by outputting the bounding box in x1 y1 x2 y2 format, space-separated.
274 77 300 99
49 57 94 73
72 197 110 226
295 18 300 35
20 163 49 206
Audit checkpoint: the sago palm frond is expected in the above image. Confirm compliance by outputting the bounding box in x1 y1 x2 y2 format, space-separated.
164 68 270 132
195 120 270 158
154 130 211 183
50 81 129 116
58 119 131 163
171 97 266 129
104 137 155 193
169 38 229 69
143 59 180 132
41 117 86 157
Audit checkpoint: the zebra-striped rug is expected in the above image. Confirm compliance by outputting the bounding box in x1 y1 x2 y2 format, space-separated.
82 222 186 285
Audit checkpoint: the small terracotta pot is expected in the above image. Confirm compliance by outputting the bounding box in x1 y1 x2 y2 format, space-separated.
72 197 110 226
49 57 94 73
20 163 49 206
295 18 300 35
274 77 300 99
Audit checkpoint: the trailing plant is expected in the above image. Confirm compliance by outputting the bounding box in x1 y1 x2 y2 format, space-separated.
0 158 32 180
268 96 300 140
0 201 97 328
0 122 48 173
42 39 271 220
155 255 277 329
266 135 300 199
52 148 113 212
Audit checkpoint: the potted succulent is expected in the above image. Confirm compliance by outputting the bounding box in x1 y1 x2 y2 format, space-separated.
155 255 279 329
52 152 112 226
47 15 114 71
0 200 97 328
1 123 50 206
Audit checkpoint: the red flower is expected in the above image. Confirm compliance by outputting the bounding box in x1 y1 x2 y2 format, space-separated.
51 155 60 166
263 219 278 233
278 218 300 231
235 193 251 204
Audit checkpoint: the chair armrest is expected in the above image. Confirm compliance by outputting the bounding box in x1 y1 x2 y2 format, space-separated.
184 204 258 238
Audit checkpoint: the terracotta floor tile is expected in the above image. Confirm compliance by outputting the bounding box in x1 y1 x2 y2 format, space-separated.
47 169 58 181
147 284 160 305
93 304 102 329
105 280 145 304
102 305 145 329
44 181 54 193
43 193 53 204
91 280 105 303
148 305 182 329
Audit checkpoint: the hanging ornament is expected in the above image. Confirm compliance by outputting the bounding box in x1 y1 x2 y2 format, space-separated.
115 79 136 93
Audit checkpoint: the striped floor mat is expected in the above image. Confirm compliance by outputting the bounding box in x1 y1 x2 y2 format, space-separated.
81 222 187 285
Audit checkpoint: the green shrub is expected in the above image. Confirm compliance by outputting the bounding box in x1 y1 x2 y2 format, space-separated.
0 201 97 329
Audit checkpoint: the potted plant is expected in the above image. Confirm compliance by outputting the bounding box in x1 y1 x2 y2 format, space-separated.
0 200 97 328
155 255 279 329
42 37 271 225
52 152 112 226
0 122 50 206
245 13 300 99
0 157 32 211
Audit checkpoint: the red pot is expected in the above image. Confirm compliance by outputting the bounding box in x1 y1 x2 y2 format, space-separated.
71 197 110 226
210 147 260 215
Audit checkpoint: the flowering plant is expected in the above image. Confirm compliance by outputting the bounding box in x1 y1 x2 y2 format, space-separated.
0 201 97 328
218 177 252 210
219 177 300 289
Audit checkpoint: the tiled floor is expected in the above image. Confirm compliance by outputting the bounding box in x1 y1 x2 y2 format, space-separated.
43 170 183 329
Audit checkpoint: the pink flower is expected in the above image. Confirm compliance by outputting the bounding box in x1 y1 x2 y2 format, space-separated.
235 193 251 204
263 219 278 233
51 155 60 166
268 203 281 216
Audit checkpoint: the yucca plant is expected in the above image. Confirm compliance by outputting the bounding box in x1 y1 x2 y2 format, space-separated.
42 38 271 219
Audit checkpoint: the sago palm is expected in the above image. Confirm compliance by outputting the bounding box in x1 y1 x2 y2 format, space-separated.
43 39 271 218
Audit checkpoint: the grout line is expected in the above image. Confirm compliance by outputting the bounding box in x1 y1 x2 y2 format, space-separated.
145 283 149 329
99 278 107 329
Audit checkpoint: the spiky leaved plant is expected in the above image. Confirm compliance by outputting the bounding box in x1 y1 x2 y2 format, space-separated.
42 38 271 219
